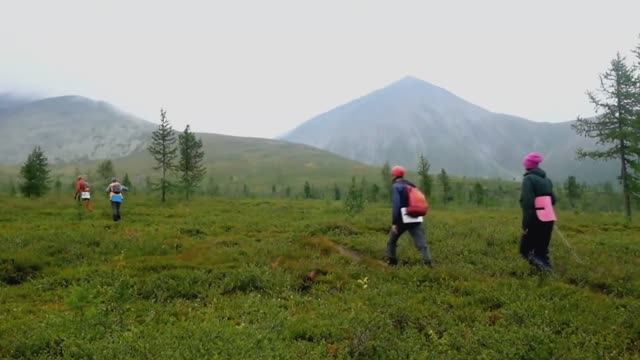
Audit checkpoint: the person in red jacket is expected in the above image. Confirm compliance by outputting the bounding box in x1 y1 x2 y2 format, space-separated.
74 176 93 212
74 176 87 200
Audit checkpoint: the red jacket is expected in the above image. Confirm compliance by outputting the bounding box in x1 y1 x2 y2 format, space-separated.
75 179 88 193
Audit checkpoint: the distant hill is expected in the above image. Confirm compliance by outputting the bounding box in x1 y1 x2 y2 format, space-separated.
0 95 154 164
0 94 381 192
0 93 37 111
283 76 617 183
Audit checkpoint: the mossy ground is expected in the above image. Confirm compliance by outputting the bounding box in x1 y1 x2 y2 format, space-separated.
0 195 638 359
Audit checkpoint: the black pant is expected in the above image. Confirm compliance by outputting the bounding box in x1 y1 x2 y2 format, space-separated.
386 223 432 263
111 201 122 221
520 219 554 266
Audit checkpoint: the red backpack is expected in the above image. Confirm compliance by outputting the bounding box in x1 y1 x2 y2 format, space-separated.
406 185 429 216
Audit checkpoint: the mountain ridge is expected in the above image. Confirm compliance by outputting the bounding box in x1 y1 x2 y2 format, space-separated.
0 95 155 164
282 76 615 182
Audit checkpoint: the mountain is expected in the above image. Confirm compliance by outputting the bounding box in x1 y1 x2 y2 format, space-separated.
0 93 38 112
0 94 377 191
0 95 154 164
282 76 617 182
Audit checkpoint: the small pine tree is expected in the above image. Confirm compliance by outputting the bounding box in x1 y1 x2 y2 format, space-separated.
564 176 581 209
144 176 153 194
207 177 219 197
122 173 132 190
381 161 392 200
285 186 291 198
471 182 485 205
360 177 368 203
96 160 115 186
344 176 365 214
272 185 277 195
333 183 341 200
454 182 465 205
438 169 451 205
19 146 51 198
417 154 433 196
147 108 178 202
370 183 380 202
177 125 206 200
304 181 312 199
54 177 62 196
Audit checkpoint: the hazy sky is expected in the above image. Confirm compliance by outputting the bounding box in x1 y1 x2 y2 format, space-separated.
1 0 639 138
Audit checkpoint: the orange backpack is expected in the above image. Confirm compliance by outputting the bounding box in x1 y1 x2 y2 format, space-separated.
406 186 429 216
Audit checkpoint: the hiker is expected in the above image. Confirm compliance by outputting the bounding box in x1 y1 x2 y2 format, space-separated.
106 177 128 222
74 176 93 212
74 176 87 203
386 165 433 267
520 152 557 271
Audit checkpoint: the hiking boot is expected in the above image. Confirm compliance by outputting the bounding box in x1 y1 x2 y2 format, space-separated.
423 260 434 268
528 255 550 272
386 257 398 266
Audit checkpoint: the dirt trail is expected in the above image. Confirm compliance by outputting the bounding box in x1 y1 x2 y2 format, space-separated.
308 236 388 268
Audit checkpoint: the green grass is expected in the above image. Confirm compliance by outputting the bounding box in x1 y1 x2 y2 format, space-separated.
0 194 638 359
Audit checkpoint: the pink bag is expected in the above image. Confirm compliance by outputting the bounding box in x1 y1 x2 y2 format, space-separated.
534 196 557 222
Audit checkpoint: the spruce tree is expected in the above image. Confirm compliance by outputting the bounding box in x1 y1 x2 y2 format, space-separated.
369 183 380 202
304 181 312 199
471 182 485 205
381 161 392 200
19 146 51 198
333 183 341 201
344 176 364 214
96 160 115 187
54 177 62 197
147 108 178 202
360 177 368 203
438 168 451 205
177 125 206 200
573 53 640 221
417 154 433 196
564 176 581 209
122 173 132 191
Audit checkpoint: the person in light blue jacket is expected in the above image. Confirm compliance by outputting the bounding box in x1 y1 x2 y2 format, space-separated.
106 177 128 222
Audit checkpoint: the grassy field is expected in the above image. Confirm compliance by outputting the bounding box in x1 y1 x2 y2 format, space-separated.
0 194 639 359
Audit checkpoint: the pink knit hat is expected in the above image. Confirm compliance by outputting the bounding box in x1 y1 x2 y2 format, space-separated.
523 152 543 170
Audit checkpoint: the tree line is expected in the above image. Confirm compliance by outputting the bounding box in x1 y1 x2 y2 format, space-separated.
12 108 206 200
3 146 629 215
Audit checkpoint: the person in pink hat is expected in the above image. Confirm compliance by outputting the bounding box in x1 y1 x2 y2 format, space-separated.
520 152 557 271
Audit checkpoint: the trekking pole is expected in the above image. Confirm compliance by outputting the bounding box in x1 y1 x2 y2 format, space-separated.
555 225 584 264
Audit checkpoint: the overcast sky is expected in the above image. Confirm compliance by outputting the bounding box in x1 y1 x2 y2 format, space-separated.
1 0 639 138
